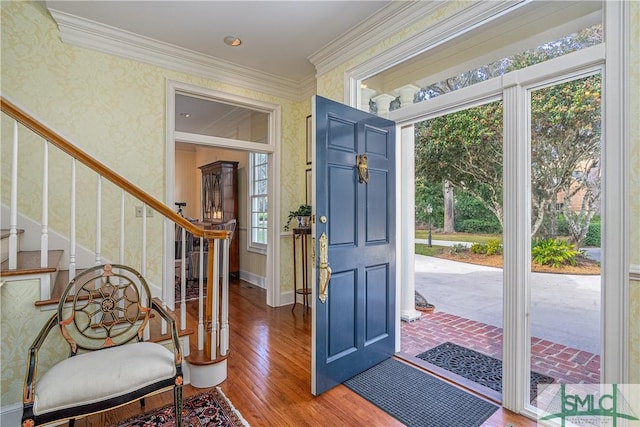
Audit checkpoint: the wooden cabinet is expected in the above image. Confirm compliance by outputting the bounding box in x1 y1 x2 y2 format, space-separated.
199 160 239 275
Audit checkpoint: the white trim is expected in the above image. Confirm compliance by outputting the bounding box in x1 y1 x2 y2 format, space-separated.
399 125 421 324
165 80 281 308
48 9 314 102
501 77 530 412
388 77 503 124
0 402 22 427
310 1 446 78
239 270 266 289
601 0 630 385
344 0 525 106
247 154 269 254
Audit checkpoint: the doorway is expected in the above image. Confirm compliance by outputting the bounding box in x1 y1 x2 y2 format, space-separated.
165 80 280 308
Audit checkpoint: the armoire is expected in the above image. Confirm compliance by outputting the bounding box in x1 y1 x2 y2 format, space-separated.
199 160 239 276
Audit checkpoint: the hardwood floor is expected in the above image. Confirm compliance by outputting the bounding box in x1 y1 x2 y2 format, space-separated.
76 279 536 426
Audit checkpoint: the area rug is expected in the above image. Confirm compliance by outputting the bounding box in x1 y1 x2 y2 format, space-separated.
114 387 249 426
344 358 498 427
416 342 554 399
175 277 207 302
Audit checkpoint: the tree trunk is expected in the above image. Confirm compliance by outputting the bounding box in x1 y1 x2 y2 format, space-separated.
443 180 455 233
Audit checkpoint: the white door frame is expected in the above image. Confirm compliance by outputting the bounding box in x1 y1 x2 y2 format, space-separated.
164 80 282 309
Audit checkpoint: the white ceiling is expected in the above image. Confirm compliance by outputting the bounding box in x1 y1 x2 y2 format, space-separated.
45 0 393 83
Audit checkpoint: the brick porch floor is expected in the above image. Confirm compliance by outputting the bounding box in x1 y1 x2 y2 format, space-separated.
400 311 600 387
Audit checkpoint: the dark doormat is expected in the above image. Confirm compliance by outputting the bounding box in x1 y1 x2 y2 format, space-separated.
416 342 554 400
343 358 498 427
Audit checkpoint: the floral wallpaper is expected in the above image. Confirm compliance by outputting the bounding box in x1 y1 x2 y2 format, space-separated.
0 0 307 406
0 279 69 412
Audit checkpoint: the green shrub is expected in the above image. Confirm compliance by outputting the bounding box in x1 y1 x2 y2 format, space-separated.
470 243 487 254
449 243 467 255
469 239 502 256
458 219 502 234
556 216 569 236
531 238 580 268
485 239 503 255
583 222 601 247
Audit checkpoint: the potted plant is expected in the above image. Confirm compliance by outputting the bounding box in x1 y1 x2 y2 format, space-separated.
284 204 312 231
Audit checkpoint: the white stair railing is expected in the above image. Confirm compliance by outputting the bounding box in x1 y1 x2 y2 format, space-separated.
40 141 48 268
2 96 231 367
8 120 19 270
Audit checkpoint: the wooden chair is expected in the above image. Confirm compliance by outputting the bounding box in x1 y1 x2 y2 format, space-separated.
21 264 183 427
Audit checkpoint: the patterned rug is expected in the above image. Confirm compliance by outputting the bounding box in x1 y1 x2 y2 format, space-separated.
114 388 249 426
416 342 554 400
175 277 207 302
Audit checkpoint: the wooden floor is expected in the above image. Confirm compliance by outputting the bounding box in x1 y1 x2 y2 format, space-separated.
75 279 536 426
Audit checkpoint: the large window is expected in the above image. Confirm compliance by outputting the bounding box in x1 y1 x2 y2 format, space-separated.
249 152 268 252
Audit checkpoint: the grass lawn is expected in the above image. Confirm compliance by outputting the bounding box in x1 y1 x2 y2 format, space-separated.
415 231 501 244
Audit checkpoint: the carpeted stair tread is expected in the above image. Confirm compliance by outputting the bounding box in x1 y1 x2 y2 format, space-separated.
0 249 63 277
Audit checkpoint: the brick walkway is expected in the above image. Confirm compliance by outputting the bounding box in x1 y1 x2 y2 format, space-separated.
401 311 600 385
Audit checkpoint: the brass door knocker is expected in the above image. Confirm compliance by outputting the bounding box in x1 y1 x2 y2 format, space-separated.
356 154 369 184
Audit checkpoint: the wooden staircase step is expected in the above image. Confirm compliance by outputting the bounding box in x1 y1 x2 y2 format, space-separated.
34 268 89 306
185 349 229 366
0 228 25 239
0 249 63 277
149 297 195 343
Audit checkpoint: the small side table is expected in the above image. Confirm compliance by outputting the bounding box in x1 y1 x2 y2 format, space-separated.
291 227 311 312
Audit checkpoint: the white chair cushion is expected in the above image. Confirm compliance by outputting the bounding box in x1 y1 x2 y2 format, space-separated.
33 341 176 415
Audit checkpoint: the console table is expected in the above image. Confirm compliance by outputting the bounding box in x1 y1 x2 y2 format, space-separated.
291 228 311 312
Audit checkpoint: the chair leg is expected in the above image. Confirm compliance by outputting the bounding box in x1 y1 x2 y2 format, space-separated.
140 397 145 407
68 418 75 427
175 384 183 427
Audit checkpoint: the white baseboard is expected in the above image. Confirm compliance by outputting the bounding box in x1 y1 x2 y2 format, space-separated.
239 270 265 289
1 402 22 427
280 290 295 307
1 203 97 268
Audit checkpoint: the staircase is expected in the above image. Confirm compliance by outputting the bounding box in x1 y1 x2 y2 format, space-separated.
1 95 232 389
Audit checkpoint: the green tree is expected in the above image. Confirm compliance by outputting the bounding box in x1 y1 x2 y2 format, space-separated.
530 74 601 245
415 101 504 228
414 25 602 244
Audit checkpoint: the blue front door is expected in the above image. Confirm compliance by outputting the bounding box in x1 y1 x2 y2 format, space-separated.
311 96 396 395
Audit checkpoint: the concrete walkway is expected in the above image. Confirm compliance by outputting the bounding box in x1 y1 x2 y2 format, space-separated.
413 254 601 354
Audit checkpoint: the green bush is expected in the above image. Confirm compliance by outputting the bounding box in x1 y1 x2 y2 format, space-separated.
470 242 486 254
554 216 569 236
583 222 601 247
485 239 503 255
449 243 467 255
531 238 581 268
458 219 502 234
470 239 502 255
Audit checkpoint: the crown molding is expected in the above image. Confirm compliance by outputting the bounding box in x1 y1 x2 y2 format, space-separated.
308 1 447 78
347 0 525 82
47 9 314 102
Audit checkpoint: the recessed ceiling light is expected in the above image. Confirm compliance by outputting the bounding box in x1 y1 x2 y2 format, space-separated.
224 36 242 47
179 113 191 118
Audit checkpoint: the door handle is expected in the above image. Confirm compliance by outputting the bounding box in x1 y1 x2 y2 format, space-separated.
356 154 369 184
318 232 331 303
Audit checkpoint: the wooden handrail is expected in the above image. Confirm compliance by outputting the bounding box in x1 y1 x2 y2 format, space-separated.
1 96 228 241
